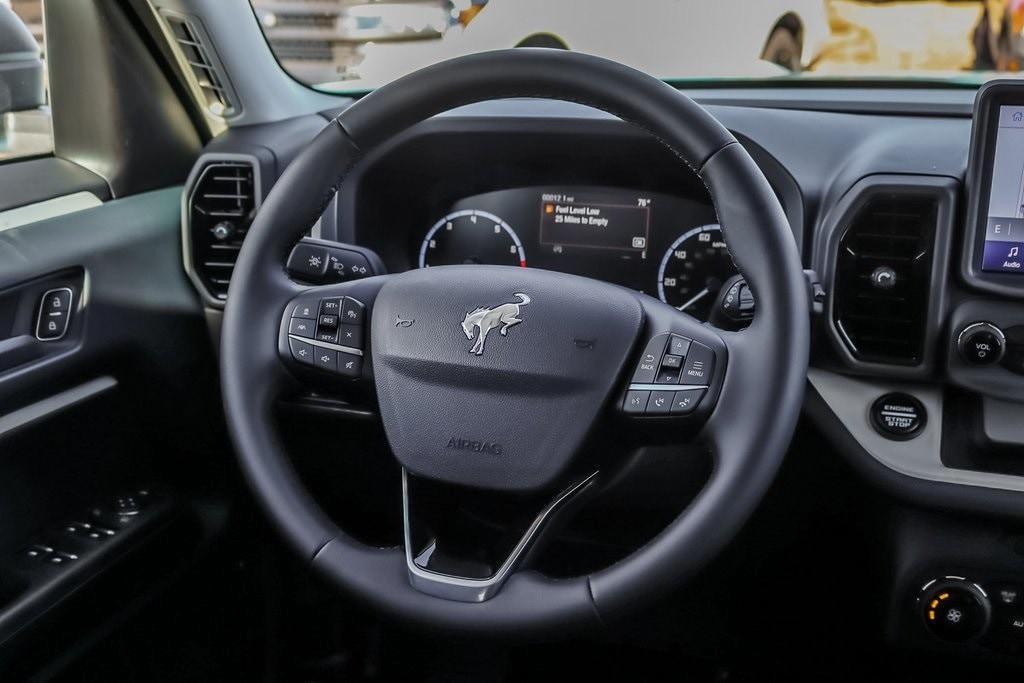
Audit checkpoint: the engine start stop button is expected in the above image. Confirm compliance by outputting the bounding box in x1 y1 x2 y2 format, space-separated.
870 393 926 440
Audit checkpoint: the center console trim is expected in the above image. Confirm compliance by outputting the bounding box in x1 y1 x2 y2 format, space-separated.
809 368 1024 494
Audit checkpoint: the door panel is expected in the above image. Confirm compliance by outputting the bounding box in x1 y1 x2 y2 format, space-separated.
0 187 231 675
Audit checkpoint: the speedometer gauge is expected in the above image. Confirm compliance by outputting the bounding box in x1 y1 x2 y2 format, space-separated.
419 210 526 268
657 223 737 321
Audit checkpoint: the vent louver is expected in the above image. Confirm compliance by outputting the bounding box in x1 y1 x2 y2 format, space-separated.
188 161 258 301
163 14 237 117
833 194 937 366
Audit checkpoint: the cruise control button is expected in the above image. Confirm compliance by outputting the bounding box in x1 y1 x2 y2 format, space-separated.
318 314 339 329
341 297 366 326
623 390 649 414
671 389 705 415
290 298 319 319
337 354 362 378
337 325 363 348
632 334 668 383
646 391 674 414
680 342 714 385
288 318 315 338
669 335 691 357
315 328 339 344
319 298 342 315
289 338 316 366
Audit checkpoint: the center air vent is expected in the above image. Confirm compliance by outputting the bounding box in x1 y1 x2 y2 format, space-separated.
832 192 938 366
186 159 259 302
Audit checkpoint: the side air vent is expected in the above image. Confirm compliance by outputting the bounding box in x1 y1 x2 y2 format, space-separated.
161 12 238 118
186 159 260 303
832 192 939 366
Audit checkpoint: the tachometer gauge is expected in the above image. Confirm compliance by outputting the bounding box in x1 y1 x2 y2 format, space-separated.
419 210 526 268
657 223 737 320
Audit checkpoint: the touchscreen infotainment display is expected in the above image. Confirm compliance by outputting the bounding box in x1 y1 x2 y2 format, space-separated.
982 105 1024 273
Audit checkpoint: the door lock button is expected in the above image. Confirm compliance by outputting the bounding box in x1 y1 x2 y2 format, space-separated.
36 288 73 340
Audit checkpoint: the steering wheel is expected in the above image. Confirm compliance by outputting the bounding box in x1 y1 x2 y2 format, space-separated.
221 49 809 635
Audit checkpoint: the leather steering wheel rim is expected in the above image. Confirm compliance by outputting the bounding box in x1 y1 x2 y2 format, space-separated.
221 49 809 636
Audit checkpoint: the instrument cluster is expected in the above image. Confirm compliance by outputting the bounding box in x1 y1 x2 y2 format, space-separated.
416 186 737 321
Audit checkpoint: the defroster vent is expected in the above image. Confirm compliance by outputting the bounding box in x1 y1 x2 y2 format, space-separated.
162 13 238 117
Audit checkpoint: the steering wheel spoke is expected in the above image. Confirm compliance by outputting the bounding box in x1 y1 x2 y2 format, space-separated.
402 468 600 603
277 276 389 389
616 296 728 429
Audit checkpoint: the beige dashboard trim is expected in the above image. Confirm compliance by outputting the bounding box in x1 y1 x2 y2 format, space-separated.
809 368 1024 494
0 192 102 233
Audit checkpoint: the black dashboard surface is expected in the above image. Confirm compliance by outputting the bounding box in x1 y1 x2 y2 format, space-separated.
192 95 1024 505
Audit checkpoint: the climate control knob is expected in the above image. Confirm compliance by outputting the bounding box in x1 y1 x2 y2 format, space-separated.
957 322 1005 366
919 577 991 642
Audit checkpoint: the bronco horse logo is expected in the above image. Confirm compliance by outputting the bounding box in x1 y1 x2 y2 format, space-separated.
461 293 531 355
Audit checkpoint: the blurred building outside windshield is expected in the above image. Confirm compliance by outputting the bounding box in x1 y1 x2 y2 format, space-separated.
2 0 49 162
250 0 1024 91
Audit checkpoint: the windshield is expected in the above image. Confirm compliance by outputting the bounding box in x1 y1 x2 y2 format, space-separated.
250 0 1024 92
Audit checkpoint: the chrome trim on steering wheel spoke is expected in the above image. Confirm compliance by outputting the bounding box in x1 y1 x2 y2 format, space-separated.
288 334 364 357
627 383 707 392
402 468 599 603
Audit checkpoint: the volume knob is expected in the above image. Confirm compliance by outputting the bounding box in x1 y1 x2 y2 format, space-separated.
957 322 1005 366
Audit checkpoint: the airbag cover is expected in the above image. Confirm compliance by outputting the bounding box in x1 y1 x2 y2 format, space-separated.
371 266 643 492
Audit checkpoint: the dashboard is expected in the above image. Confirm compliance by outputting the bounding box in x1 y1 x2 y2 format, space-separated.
184 88 1024 667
